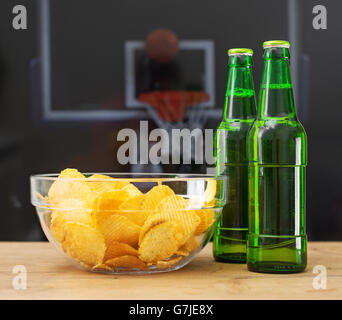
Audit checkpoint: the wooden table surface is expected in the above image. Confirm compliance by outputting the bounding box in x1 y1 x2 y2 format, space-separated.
0 242 341 300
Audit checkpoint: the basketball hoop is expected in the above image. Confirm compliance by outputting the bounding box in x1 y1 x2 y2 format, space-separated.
139 91 209 123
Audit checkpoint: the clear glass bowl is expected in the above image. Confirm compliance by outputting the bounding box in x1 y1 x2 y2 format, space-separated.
30 172 227 274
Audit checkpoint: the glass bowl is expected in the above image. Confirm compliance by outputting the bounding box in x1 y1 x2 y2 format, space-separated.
30 171 227 274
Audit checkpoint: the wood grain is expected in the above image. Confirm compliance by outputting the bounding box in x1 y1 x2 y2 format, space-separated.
0 242 341 300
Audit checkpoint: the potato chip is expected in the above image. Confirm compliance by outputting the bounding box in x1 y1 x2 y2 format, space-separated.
121 183 142 198
138 212 169 245
157 193 188 210
156 195 200 234
94 189 134 223
139 221 181 263
98 214 141 247
105 255 146 269
60 168 85 179
104 241 139 261
204 179 217 205
88 174 124 194
174 247 188 256
36 191 49 203
176 235 200 256
155 195 200 244
94 183 142 210
87 175 141 199
92 263 113 272
138 211 191 247
88 174 130 189
119 194 144 211
62 222 106 267
118 195 149 226
182 235 200 252
194 209 215 235
141 185 175 211
48 169 93 208
138 195 200 248
88 174 112 180
50 198 94 243
156 256 182 269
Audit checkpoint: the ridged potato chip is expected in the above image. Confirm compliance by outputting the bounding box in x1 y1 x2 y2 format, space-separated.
176 235 200 256
94 189 135 226
138 195 200 248
48 169 94 208
98 214 141 247
139 212 169 245
141 185 175 211
121 183 142 198
88 174 128 194
118 195 149 226
156 195 200 233
119 194 144 211
105 255 146 269
104 241 139 261
50 198 94 243
155 195 200 244
156 256 182 269
182 235 200 252
194 209 215 235
62 222 106 267
60 168 84 179
139 221 182 263
94 184 141 212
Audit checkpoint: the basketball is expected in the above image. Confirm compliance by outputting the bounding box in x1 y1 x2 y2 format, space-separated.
145 29 179 64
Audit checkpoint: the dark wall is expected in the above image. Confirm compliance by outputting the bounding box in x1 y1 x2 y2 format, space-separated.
0 0 340 241
302 0 342 240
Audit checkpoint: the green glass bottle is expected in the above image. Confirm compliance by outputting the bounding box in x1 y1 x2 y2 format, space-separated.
213 48 257 263
247 40 307 273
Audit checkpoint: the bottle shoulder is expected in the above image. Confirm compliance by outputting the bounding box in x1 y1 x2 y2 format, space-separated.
218 119 255 131
217 120 255 140
248 118 307 141
247 118 307 165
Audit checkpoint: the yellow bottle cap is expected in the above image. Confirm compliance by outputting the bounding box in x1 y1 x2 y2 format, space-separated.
227 48 253 56
263 40 290 48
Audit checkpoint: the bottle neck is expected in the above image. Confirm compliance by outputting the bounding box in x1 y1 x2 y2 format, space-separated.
258 47 297 120
222 55 256 121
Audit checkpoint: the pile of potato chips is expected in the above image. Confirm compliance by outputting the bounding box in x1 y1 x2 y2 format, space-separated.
46 169 216 272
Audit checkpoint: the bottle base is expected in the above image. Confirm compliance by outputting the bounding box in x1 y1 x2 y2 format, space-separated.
214 253 246 264
247 261 306 274
213 228 248 264
247 234 307 274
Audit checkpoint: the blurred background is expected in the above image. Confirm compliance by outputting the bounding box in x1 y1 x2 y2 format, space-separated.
0 0 340 241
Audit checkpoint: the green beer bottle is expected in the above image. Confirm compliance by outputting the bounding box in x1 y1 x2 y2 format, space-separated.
213 48 257 263
247 40 307 273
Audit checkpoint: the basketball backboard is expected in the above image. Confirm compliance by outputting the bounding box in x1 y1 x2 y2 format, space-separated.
33 0 219 122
